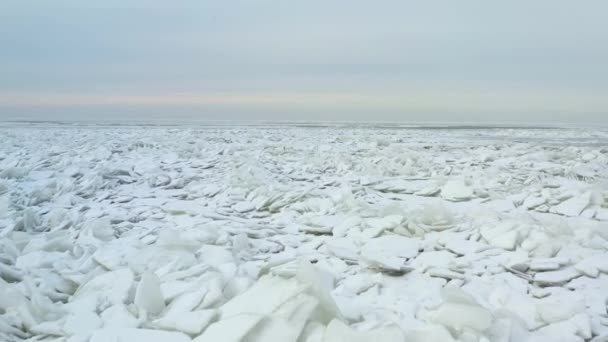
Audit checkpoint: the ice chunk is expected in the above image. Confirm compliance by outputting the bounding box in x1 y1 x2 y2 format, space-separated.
152 310 216 335
90 218 115 241
432 302 492 332
63 311 102 335
238 316 297 341
234 201 256 213
296 261 341 323
430 287 493 332
197 245 234 267
523 194 546 209
534 267 581 286
445 239 488 255
72 269 134 311
550 192 591 217
165 287 209 316
490 229 520 251
339 273 376 295
90 328 191 342
409 204 455 233
300 225 333 235
16 251 66 269
366 215 403 231
323 319 405 342
569 313 592 340
243 292 323 342
220 275 306 317
530 258 567 271
134 271 165 316
258 293 320 340
0 167 28 179
360 235 420 272
488 287 542 330
332 216 361 238
30 320 65 336
100 305 139 329
201 184 221 197
22 230 71 253
485 199 516 212
530 320 584 342
480 221 525 251
298 321 325 342
193 313 263 342
0 194 8 218
409 250 455 270
595 208 608 221
404 324 457 342
20 208 41 232
441 180 473 202
574 255 608 278
428 268 465 280
324 238 359 261
529 259 561 272
537 294 585 324
163 200 204 215
157 229 201 252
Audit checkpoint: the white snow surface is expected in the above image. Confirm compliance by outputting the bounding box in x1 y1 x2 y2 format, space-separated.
1 124 608 341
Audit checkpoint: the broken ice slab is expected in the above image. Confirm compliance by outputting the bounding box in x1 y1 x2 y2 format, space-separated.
429 287 493 333
323 319 405 342
550 192 592 217
360 235 420 272
534 267 582 286
163 200 205 215
152 310 217 335
324 238 359 261
441 180 473 202
134 271 166 316
90 328 191 342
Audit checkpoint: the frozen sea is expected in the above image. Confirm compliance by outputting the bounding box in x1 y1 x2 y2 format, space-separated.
1 122 608 341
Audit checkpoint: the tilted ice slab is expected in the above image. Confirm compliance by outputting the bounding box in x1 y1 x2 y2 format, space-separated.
441 180 474 202
360 235 420 272
550 192 592 217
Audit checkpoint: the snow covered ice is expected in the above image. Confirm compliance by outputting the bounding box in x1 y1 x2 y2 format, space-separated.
1 123 608 341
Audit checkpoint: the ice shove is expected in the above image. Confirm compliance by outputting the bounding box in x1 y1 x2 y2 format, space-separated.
1 126 608 342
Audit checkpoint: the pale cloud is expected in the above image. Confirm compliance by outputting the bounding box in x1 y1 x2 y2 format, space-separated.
2 87 607 119
1 0 607 123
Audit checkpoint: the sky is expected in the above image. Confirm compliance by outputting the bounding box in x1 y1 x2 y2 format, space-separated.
1 0 607 124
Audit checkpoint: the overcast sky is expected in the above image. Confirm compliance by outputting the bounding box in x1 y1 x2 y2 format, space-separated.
1 0 607 124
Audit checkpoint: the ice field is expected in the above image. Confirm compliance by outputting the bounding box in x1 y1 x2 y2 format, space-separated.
1 123 608 341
